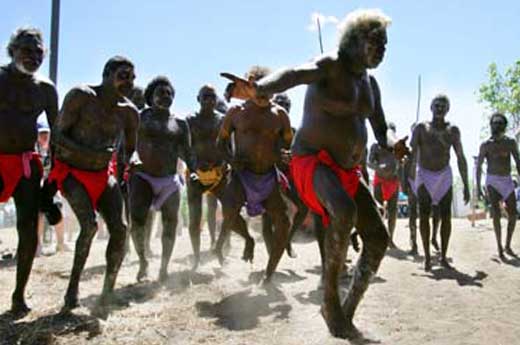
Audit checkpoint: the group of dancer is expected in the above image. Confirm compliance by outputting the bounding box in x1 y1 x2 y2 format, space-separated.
1 8 518 340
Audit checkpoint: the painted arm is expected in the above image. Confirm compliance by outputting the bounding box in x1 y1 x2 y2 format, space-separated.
177 118 196 172
409 125 422 181
452 126 470 204
476 143 486 200
256 60 325 97
123 104 139 165
368 76 389 149
217 106 237 165
367 143 380 170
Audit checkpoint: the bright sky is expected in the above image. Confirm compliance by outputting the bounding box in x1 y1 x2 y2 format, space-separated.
2 0 520 166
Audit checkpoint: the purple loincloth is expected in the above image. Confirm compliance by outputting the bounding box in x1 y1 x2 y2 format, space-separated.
136 172 184 210
237 169 283 216
415 165 452 205
486 174 515 201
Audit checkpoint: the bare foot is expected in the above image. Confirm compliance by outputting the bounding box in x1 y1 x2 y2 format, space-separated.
137 262 149 282
242 238 255 262
63 294 81 312
424 259 432 272
440 258 454 270
431 239 440 252
505 247 516 257
158 269 168 283
320 303 349 339
214 247 226 266
286 244 297 258
11 299 31 317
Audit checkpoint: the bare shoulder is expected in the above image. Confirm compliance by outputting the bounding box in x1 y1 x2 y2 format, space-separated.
315 53 336 70
63 85 96 105
448 124 461 137
226 104 244 118
119 98 139 121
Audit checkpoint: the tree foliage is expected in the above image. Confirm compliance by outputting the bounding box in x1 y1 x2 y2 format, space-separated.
478 61 520 136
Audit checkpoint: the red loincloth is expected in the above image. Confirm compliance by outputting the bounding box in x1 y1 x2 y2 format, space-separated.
373 173 400 201
289 150 361 227
0 152 43 202
48 159 109 209
108 152 129 182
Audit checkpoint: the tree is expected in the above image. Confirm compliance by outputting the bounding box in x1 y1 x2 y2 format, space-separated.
478 61 520 135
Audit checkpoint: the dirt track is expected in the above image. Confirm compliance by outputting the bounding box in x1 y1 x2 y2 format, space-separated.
1 218 519 345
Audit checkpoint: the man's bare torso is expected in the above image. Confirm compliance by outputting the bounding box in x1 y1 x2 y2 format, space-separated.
292 56 376 169
187 113 225 170
137 109 185 177
481 136 515 176
232 101 286 174
415 121 458 171
0 66 54 153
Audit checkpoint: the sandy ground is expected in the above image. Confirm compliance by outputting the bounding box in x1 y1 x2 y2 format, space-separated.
1 217 520 345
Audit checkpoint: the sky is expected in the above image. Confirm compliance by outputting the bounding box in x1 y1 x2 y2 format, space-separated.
2 0 520 167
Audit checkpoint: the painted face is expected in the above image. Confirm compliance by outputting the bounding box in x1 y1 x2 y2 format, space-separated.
152 83 174 109
274 95 291 113
130 88 145 110
431 98 449 120
11 36 44 75
490 116 506 136
198 88 217 112
362 27 387 69
112 65 135 97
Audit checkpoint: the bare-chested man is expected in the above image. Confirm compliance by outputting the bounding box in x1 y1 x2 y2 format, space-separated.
411 94 469 271
222 10 408 338
0 28 58 314
48 56 139 310
368 122 400 248
476 113 520 259
129 76 191 282
261 93 309 258
186 85 228 270
216 66 293 282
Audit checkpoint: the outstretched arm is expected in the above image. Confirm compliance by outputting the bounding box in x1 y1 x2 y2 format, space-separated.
476 143 486 200
452 126 470 203
256 60 325 97
222 57 327 101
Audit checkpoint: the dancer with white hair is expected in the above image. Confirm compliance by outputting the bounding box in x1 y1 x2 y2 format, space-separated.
222 9 408 339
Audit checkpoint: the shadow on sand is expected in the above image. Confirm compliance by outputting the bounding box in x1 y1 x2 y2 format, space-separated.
0 310 101 344
414 267 488 287
195 286 290 331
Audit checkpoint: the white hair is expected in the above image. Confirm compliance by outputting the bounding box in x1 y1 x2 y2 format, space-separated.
337 9 391 48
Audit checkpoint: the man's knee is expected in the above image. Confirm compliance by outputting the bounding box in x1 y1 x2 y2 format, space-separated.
331 202 357 229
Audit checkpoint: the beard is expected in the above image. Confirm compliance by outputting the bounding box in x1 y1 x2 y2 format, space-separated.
15 61 36 75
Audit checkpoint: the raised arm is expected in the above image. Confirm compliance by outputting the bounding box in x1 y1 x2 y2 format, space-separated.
452 126 470 203
476 142 486 200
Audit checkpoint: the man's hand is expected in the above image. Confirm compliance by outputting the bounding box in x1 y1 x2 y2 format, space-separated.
393 136 411 161
221 72 257 102
464 186 471 205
